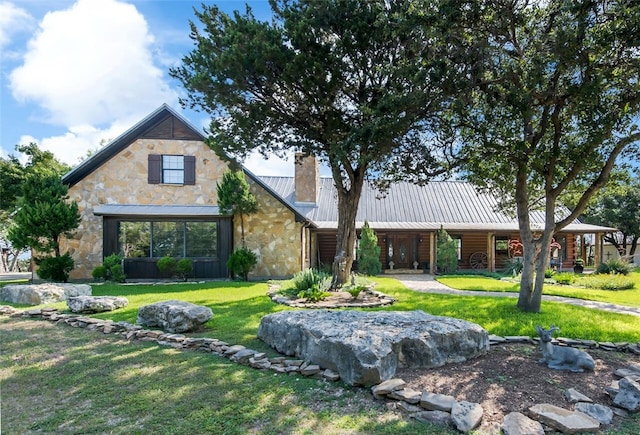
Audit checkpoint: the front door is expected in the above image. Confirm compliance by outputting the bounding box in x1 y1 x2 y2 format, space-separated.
388 235 414 269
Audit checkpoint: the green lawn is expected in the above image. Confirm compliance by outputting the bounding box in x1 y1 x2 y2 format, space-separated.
2 277 640 433
437 271 640 308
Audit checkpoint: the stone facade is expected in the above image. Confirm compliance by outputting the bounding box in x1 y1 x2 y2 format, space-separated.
242 179 304 278
60 137 304 280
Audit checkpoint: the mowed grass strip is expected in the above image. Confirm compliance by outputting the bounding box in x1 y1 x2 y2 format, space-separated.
1 317 449 435
437 271 640 308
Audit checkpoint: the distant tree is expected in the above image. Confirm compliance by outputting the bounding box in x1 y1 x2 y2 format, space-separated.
171 0 475 287
0 143 72 272
584 176 640 258
356 221 381 276
457 0 640 312
8 175 80 282
216 169 258 246
436 227 458 274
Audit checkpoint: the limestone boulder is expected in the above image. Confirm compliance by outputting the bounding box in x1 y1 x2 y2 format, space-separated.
614 377 640 412
137 300 213 333
257 310 489 386
0 283 91 305
528 404 600 434
67 296 128 313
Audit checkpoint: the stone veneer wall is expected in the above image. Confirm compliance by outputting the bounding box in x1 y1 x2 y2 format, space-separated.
60 138 304 280
241 180 304 278
60 139 230 280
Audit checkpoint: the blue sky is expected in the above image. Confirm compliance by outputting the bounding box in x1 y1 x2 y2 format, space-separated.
0 0 304 175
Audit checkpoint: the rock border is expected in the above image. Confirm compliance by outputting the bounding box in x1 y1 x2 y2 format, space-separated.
2 305 639 434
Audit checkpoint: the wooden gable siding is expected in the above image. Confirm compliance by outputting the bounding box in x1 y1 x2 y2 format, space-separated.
141 113 202 141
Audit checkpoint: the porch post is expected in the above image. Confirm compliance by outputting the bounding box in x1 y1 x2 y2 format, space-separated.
429 231 436 275
594 232 602 266
487 232 495 272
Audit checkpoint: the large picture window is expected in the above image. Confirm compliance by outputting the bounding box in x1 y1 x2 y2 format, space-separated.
117 220 218 258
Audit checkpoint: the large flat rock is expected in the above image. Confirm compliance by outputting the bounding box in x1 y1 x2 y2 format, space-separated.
0 283 91 305
257 310 489 386
137 300 213 333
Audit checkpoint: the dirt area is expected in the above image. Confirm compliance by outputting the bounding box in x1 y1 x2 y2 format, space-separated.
396 343 640 433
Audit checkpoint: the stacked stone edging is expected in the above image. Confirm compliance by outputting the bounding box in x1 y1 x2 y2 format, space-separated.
2 305 639 434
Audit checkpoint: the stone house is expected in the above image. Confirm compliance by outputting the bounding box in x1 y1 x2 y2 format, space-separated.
60 104 615 280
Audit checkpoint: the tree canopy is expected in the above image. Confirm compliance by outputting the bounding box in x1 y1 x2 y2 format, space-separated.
171 0 473 286
456 0 640 312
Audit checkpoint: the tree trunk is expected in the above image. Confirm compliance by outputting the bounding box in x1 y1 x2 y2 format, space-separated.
630 236 639 257
331 175 365 289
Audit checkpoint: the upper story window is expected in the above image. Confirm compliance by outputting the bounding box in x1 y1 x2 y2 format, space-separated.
148 154 195 185
162 155 184 184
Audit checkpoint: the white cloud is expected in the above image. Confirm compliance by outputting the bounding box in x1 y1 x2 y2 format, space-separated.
242 150 296 177
9 0 177 127
19 118 134 166
0 2 34 49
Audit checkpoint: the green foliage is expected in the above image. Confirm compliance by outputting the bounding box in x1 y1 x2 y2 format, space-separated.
580 274 635 291
157 256 177 274
227 247 258 281
503 258 524 276
597 259 633 276
544 269 555 278
292 268 330 292
216 170 258 246
554 273 575 285
356 221 381 276
93 254 125 282
92 265 107 280
457 0 640 312
8 175 80 256
171 0 474 286
35 253 74 282
297 283 331 302
176 258 194 281
442 270 503 279
436 228 458 274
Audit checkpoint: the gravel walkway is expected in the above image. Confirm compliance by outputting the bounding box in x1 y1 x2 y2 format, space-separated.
395 274 640 318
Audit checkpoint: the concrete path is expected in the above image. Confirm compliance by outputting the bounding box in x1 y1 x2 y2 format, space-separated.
0 272 32 281
394 274 640 318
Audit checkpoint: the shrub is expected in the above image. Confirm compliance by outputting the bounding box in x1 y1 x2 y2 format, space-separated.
298 284 331 302
554 272 575 285
176 258 193 281
596 258 632 276
92 265 107 280
503 257 523 276
157 256 177 275
227 247 258 281
36 253 74 282
544 269 555 278
292 268 330 292
443 270 503 279
93 254 126 282
356 221 382 276
436 227 458 273
580 274 635 291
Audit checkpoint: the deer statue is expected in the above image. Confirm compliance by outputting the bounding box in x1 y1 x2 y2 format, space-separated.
535 325 595 373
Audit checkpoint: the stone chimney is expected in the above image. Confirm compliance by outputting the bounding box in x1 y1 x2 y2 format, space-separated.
294 153 319 204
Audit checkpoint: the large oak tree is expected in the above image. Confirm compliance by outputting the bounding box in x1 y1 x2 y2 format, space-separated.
458 0 640 311
171 0 474 286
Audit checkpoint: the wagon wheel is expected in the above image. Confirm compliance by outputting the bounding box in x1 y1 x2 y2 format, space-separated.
469 251 488 269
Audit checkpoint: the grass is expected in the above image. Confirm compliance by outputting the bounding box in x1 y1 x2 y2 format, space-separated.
2 276 640 433
437 271 640 309
1 317 442 434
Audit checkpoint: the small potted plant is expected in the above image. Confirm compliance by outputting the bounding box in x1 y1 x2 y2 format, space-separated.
573 258 584 274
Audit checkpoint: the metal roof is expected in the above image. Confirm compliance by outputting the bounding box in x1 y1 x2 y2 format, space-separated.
260 176 617 233
93 204 224 217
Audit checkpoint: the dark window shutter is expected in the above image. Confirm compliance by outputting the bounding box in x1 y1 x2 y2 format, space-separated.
148 154 161 184
184 155 196 185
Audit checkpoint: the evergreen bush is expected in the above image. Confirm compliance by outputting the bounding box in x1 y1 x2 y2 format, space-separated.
227 247 257 281
356 221 381 276
436 227 458 273
92 254 125 282
176 258 193 281
36 253 74 282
